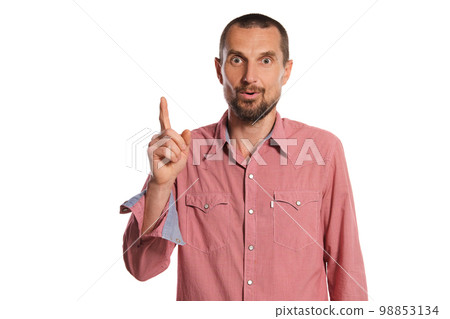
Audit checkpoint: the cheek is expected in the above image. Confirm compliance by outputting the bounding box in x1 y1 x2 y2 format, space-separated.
223 65 243 84
274 70 287 90
222 77 234 92
222 78 236 98
279 66 290 85
262 72 284 92
277 68 286 83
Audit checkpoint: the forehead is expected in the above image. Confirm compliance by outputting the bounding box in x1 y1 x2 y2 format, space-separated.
224 25 282 57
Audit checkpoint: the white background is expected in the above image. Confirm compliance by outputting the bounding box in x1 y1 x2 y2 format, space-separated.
1 0 449 318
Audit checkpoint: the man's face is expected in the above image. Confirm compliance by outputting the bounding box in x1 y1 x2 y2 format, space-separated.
215 25 293 123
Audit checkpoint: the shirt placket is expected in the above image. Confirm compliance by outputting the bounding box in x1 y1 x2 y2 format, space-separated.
243 159 258 301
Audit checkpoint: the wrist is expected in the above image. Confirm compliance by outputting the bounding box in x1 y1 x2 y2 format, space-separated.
147 176 175 192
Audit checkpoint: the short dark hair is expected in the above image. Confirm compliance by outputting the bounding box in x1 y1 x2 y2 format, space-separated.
219 13 289 66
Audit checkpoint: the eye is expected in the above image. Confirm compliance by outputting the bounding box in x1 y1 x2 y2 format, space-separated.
231 56 242 64
261 58 272 65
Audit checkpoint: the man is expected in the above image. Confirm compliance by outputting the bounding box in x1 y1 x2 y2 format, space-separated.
120 13 368 301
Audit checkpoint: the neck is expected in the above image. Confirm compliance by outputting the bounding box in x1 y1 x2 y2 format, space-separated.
227 107 277 159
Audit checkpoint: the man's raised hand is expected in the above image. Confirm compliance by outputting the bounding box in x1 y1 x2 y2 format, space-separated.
147 97 191 186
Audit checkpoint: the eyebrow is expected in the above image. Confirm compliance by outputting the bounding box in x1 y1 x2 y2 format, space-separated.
259 50 277 58
227 49 278 59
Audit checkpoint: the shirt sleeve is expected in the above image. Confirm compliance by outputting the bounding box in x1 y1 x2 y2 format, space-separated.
119 175 185 282
321 138 368 301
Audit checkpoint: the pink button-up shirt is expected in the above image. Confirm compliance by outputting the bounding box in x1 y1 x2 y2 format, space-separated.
120 110 368 301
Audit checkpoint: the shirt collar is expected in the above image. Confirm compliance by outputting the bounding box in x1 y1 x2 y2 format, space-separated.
203 109 295 164
213 109 286 140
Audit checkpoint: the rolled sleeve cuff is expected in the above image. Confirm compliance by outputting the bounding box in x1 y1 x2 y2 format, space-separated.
120 188 185 246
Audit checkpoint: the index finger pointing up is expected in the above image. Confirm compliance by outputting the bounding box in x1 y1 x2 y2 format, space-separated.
159 96 171 131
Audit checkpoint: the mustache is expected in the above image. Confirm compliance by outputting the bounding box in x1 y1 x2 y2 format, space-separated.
236 85 265 94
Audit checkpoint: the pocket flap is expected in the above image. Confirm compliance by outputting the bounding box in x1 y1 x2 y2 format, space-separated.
273 190 320 210
185 193 230 213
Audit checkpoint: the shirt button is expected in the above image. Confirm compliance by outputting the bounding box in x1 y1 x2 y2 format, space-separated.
296 200 301 206
204 203 209 209
248 209 254 215
248 173 254 179
248 245 254 251
247 280 253 285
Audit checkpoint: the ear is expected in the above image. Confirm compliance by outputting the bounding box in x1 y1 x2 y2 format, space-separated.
281 60 293 86
214 57 223 85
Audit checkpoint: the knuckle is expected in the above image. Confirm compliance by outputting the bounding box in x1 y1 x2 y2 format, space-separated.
172 144 181 154
155 137 169 148
165 129 178 139
151 132 164 141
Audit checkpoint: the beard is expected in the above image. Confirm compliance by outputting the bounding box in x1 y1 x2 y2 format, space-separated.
226 85 279 123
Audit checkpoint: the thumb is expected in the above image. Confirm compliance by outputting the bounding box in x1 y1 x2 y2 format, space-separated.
181 129 191 154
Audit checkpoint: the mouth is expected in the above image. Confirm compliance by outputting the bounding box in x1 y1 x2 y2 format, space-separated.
239 91 261 100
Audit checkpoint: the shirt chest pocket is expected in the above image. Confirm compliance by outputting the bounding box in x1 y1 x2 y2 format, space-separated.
185 193 231 253
272 190 321 252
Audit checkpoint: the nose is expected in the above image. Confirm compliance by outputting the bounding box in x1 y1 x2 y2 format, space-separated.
242 61 257 84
